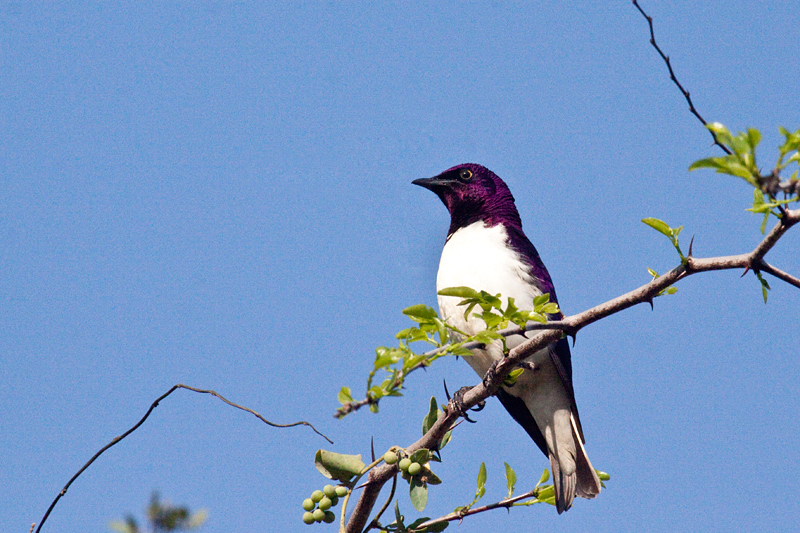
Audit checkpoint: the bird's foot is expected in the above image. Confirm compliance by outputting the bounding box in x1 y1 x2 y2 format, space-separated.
451 386 484 423
482 359 501 389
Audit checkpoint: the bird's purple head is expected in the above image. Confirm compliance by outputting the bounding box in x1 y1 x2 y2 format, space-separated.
412 163 522 235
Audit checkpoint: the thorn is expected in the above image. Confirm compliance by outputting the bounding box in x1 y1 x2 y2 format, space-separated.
471 400 486 412
463 412 477 423
741 266 750 277
443 379 451 401
569 333 577 347
688 235 695 257
647 298 654 310
371 437 375 462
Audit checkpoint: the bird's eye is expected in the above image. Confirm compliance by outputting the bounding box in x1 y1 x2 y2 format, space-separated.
459 169 473 181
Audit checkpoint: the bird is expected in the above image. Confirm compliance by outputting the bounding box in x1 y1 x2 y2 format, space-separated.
412 163 601 513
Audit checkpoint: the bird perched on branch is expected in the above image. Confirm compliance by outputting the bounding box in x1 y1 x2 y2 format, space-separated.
413 163 601 513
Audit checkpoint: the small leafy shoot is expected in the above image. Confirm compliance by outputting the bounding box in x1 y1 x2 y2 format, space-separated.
642 218 686 263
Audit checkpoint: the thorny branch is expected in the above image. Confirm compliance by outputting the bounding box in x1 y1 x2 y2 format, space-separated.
34 384 332 533
345 209 799 533
632 0 732 155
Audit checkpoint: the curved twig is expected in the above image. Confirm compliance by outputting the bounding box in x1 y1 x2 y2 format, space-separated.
632 0 732 155
34 384 332 533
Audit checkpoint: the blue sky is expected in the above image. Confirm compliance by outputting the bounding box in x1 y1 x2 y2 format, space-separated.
3 2 799 532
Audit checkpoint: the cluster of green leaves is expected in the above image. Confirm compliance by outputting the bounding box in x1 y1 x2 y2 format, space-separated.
690 123 764 184
337 288 560 417
689 123 800 233
686 123 799 302
109 492 207 533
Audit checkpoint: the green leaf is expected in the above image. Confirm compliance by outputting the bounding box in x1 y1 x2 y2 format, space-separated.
504 367 524 387
504 462 517 498
596 469 611 481
440 429 452 450
540 302 559 315
410 476 428 511
337 387 354 405
535 484 555 505
689 157 726 171
475 462 487 501
471 330 502 344
533 293 550 307
747 127 762 150
422 397 439 436
437 286 480 298
756 271 771 303
314 450 365 482
403 304 439 322
410 448 431 465
538 468 550 485
407 517 449 532
641 217 672 237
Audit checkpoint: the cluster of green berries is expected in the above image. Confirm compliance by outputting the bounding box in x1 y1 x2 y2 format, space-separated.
301 484 349 525
383 449 426 479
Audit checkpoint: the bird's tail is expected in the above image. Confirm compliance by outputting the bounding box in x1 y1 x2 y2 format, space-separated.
551 413 602 514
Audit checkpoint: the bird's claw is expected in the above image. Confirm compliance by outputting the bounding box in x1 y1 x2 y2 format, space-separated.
450 386 486 423
482 360 501 389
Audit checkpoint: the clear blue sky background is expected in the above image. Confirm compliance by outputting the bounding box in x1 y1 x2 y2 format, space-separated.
3 2 799 532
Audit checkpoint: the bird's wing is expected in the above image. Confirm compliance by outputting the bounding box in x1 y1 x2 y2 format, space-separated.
549 336 585 442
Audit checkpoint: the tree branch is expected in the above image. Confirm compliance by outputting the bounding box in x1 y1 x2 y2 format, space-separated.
34 384 332 533
344 211 799 532
632 0 732 155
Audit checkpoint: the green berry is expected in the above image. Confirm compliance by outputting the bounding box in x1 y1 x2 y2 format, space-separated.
310 490 324 503
335 485 349 497
323 510 336 524
329 495 339 506
398 458 412 471
383 451 398 464
323 484 336 498
312 508 325 522
302 511 315 524
408 462 422 475
302 498 315 511
318 497 332 511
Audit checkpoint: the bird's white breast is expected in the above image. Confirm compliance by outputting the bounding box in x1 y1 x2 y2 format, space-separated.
436 221 543 374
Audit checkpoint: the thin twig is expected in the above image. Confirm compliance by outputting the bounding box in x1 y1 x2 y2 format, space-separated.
34 384 332 533
413 487 543 531
756 260 800 289
632 0 732 155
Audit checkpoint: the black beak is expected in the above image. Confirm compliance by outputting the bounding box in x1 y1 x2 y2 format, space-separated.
412 175 455 190
412 177 437 190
